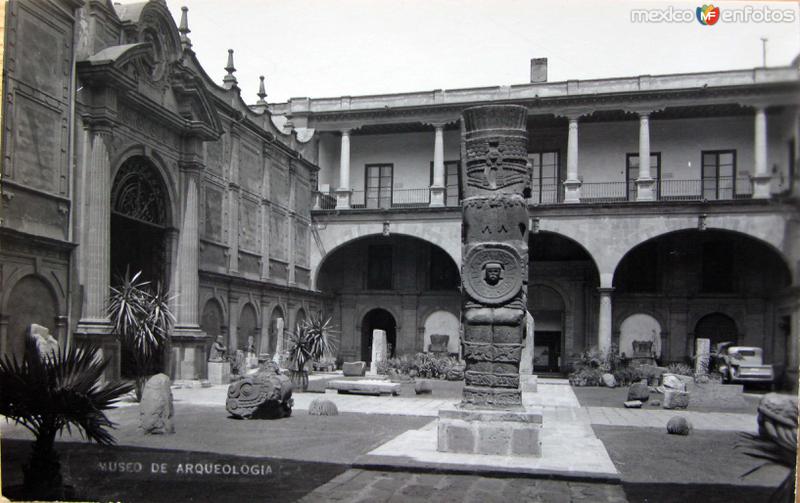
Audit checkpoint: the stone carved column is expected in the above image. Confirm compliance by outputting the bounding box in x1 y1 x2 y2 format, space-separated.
752 106 771 199
430 123 446 207
79 128 112 328
563 117 581 203
175 169 201 329
336 129 352 209
635 112 655 201
597 288 614 354
459 105 530 409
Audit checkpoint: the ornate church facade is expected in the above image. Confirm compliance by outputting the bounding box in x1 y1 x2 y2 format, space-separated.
0 0 325 379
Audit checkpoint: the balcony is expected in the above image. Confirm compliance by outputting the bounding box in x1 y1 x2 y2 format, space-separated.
313 177 757 211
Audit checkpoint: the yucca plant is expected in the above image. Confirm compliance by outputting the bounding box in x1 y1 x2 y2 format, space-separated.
0 335 133 500
287 312 338 390
107 269 175 401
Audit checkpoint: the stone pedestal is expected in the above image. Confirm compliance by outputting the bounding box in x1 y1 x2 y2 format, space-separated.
207 361 230 385
437 408 542 456
520 375 538 392
370 329 387 375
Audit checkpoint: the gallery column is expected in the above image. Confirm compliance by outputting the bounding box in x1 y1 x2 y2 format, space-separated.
430 123 446 207
335 129 352 209
563 116 582 203
597 287 614 354
752 106 771 199
635 112 656 201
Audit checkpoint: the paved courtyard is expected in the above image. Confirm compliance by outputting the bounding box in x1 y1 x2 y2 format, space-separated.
1 377 788 502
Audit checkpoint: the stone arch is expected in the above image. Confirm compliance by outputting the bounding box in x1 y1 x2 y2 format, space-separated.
311 220 461 290
422 310 460 354
267 304 286 356
540 213 792 287
200 298 225 338
111 146 178 226
294 307 307 331
693 312 740 348
360 308 398 361
2 274 59 360
238 303 258 352
619 313 663 359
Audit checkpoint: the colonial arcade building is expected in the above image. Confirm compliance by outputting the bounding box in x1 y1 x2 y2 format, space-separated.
1 0 799 388
273 61 800 386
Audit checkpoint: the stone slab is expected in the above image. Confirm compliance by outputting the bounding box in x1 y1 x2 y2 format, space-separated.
207 361 230 385
327 379 400 396
663 390 690 410
438 408 543 456
685 381 748 409
342 361 367 377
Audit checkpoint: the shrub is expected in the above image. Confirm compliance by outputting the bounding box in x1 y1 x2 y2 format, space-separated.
613 366 643 386
666 363 694 377
569 367 604 387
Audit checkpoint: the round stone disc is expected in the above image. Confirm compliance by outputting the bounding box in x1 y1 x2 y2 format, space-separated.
463 243 523 305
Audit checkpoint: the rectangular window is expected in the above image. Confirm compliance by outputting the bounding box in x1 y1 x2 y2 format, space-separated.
528 151 561 204
701 150 736 200
701 241 734 293
367 245 393 290
626 153 661 200
365 164 393 209
430 161 461 206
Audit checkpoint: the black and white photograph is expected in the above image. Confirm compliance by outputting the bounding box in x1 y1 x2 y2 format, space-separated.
0 0 798 501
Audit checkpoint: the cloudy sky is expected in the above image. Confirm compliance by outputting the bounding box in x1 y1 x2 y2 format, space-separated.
163 0 800 103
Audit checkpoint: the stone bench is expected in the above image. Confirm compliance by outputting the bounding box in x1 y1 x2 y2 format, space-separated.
326 379 401 396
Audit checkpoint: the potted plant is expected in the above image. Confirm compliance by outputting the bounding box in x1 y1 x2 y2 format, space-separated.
286 312 338 391
0 336 133 500
107 269 174 401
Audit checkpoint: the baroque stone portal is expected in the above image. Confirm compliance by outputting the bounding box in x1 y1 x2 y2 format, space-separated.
460 105 530 409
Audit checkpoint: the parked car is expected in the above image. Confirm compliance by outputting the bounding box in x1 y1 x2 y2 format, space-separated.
717 345 775 386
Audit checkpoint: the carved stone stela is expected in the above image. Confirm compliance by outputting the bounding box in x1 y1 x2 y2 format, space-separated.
459 105 530 409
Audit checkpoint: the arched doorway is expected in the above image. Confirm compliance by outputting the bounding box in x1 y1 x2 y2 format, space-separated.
528 285 565 372
238 304 258 352
110 156 170 286
361 308 397 362
695 313 738 348
268 306 285 356
295 308 307 331
620 314 662 359
110 156 170 377
423 310 460 355
5 275 58 361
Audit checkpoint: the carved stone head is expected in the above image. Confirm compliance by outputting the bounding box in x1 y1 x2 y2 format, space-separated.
483 262 504 286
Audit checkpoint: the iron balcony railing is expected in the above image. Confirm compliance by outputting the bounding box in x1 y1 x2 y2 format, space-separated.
313 177 757 210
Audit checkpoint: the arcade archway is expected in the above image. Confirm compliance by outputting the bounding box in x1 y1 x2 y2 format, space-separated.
361 308 397 362
695 313 738 348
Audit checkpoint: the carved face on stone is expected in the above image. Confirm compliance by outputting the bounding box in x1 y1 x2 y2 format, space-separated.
483 262 504 286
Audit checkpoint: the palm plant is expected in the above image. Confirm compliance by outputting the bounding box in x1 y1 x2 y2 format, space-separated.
107 269 174 400
0 335 133 500
287 312 338 390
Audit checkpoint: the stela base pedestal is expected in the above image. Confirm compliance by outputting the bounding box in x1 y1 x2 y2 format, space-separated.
437 408 543 457
207 361 231 385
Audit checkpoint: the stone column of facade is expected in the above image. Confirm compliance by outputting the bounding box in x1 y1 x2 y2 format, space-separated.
438 105 541 457
227 131 241 272
752 106 771 199
288 162 297 285
430 123 446 207
260 147 271 280
635 112 655 201
335 129 352 209
597 287 614 354
563 117 581 203
174 168 202 332
77 127 113 332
